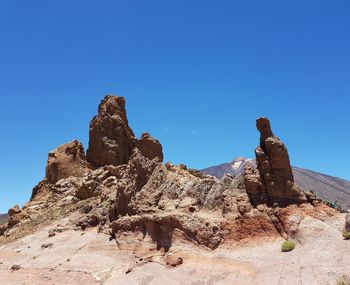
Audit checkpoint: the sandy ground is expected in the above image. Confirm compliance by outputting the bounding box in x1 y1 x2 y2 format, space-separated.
0 213 349 285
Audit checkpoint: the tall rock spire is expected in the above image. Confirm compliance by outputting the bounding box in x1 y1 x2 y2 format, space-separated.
86 95 136 167
244 117 307 206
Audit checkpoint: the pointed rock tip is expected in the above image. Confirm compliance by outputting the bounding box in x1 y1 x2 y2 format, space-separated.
256 117 274 141
103 93 125 101
87 94 135 166
46 140 88 184
98 94 127 116
137 131 163 162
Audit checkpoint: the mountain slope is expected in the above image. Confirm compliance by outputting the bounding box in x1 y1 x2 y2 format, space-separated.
293 167 350 209
201 157 255 179
0 214 8 225
202 158 350 209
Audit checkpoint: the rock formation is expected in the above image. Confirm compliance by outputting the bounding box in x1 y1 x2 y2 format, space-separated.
46 140 88 184
0 96 332 254
137 132 163 162
6 205 28 230
8 205 21 217
244 117 307 206
86 96 136 167
110 164 249 250
0 95 347 285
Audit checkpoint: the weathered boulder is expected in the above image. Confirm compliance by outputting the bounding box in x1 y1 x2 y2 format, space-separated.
10 265 21 271
165 254 183 267
6 206 29 230
46 140 88 184
8 205 21 216
137 132 163 162
7 215 20 229
87 95 136 167
244 118 306 206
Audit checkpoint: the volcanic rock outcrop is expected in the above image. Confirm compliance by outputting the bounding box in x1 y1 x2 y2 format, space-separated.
0 96 333 254
46 140 89 184
137 132 163 161
6 205 28 230
87 96 136 167
244 118 307 207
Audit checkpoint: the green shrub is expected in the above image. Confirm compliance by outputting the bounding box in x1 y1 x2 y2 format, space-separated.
335 275 350 285
342 231 350 240
281 240 295 252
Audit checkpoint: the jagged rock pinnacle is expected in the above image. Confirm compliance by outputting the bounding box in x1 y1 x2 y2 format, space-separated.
86 95 136 167
137 132 163 162
46 140 88 184
256 117 274 147
244 117 307 206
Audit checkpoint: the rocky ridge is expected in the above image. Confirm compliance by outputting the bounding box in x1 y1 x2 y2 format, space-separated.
0 96 336 252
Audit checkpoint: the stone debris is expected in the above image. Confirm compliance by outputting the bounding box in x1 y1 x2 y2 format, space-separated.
10 264 21 271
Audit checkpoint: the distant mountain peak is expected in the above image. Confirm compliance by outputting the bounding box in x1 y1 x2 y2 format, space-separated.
231 156 247 162
201 157 255 178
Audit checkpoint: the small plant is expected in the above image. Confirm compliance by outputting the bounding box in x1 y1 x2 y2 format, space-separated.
281 240 295 252
342 231 350 240
335 275 350 285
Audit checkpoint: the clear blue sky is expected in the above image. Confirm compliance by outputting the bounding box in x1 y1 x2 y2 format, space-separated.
0 1 349 212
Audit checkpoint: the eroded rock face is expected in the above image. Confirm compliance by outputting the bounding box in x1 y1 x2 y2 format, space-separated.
6 205 30 230
110 163 257 250
244 118 307 207
87 96 136 167
165 254 183 267
111 149 160 218
8 205 21 217
46 140 88 184
137 132 163 162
